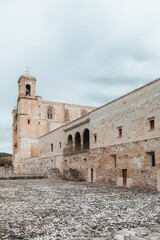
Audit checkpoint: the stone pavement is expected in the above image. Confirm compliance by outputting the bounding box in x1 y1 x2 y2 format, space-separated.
0 179 160 240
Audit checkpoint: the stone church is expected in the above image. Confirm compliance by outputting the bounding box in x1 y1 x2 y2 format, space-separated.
12 72 160 191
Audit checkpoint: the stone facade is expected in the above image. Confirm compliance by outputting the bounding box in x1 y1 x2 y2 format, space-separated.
12 73 160 191
12 72 95 173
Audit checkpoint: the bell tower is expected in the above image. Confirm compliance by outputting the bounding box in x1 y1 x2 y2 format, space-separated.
18 70 36 99
13 71 39 174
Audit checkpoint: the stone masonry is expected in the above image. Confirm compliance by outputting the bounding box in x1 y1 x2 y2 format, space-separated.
12 73 160 191
12 72 95 174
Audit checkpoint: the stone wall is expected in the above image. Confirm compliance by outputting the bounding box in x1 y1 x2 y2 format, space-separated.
12 73 95 174
63 138 160 190
24 155 63 175
63 78 160 150
0 166 13 174
17 76 160 190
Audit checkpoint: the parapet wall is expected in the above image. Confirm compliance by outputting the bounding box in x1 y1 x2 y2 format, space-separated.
24 155 63 175
0 166 13 174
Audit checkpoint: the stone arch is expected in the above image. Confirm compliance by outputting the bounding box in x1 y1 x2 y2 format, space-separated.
75 132 81 151
81 110 88 116
26 84 31 96
83 128 90 150
67 134 73 150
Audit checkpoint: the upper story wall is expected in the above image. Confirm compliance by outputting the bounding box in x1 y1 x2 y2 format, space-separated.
37 97 95 135
37 98 95 123
39 126 65 158
38 78 160 159
13 73 95 140
62 78 160 151
90 78 160 148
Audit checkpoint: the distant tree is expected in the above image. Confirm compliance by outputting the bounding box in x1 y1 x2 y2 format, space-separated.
0 152 12 157
0 153 12 167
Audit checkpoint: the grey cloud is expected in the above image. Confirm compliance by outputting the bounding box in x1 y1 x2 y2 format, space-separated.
1 0 160 152
1 128 11 142
83 77 147 86
84 93 115 106
0 142 12 154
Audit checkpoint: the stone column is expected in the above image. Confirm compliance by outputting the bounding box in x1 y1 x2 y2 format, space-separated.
73 141 75 151
81 138 84 151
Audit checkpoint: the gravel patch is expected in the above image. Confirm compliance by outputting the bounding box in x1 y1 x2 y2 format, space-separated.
0 179 160 239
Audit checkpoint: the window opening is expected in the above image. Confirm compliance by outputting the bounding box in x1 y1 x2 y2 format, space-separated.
26 84 31 96
83 129 90 150
93 133 97 143
147 151 155 167
67 135 73 151
118 126 122 138
75 132 81 151
149 118 155 130
51 143 53 152
48 108 53 119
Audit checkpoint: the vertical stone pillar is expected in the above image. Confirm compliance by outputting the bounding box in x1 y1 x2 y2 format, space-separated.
81 138 84 151
73 141 75 151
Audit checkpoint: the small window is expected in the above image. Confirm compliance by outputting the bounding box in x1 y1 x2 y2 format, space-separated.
147 151 155 167
149 118 155 130
118 126 122 138
28 119 30 124
51 143 53 152
93 134 97 143
111 154 117 168
59 142 61 148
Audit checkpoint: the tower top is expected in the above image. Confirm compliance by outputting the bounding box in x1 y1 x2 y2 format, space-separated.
18 68 36 82
18 70 37 98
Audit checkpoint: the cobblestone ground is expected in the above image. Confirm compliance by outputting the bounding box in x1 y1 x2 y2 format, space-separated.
0 179 160 240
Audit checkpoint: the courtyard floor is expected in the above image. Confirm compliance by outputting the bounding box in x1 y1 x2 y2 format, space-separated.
0 179 160 240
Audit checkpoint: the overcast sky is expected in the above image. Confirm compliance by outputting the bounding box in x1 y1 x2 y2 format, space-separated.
1 0 160 153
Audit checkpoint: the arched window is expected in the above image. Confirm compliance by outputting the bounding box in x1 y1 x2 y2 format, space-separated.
67 134 73 150
81 110 88 116
75 132 81 151
83 129 90 150
26 84 31 96
47 108 53 119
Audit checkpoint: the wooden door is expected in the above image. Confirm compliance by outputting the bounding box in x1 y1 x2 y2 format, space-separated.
122 169 127 187
91 168 94 182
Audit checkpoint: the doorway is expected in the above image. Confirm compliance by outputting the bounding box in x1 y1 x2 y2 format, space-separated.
91 168 94 182
122 169 127 187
